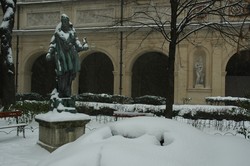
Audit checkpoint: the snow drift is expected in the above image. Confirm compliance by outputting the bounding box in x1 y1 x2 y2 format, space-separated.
37 117 250 166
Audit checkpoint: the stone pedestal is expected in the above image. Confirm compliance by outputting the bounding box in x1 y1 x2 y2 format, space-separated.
35 112 90 152
52 97 77 113
195 84 204 89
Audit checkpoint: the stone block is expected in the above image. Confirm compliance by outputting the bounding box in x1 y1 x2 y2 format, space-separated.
35 116 90 152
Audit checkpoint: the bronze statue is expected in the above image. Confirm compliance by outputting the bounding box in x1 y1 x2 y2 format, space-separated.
46 14 88 98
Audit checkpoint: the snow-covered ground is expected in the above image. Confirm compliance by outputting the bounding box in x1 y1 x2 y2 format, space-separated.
0 120 48 166
0 113 250 166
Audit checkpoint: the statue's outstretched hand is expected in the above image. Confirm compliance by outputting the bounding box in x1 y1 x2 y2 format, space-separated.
82 37 89 51
46 52 52 61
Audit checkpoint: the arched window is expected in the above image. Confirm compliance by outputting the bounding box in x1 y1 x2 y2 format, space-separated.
132 52 168 98
31 54 56 97
79 52 114 94
226 50 250 97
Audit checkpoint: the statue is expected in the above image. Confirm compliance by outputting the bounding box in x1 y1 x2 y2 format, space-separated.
194 56 204 85
46 14 89 98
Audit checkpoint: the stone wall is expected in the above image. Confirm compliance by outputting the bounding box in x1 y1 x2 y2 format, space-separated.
8 0 248 104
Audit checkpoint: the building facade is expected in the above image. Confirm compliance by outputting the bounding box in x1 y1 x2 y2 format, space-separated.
3 0 250 104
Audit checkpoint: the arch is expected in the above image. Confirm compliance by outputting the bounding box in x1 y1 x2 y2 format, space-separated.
127 48 167 73
79 49 117 71
23 50 47 73
225 50 250 97
20 50 47 93
131 51 168 98
79 52 114 94
31 53 56 96
222 48 238 72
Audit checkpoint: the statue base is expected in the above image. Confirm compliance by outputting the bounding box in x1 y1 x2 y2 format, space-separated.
35 112 90 152
52 97 77 113
195 84 204 89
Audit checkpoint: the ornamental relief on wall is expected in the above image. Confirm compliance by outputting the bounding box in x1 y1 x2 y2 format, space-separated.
75 8 114 26
26 11 60 28
131 6 170 24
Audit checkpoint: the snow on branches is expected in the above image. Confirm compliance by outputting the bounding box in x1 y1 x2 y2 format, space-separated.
0 0 16 66
0 0 17 109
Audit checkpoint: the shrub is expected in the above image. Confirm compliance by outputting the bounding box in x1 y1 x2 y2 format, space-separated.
13 101 50 120
236 100 250 112
133 95 166 105
76 93 111 103
174 108 250 121
110 95 133 104
77 105 115 116
16 93 47 101
237 126 250 139
75 93 133 104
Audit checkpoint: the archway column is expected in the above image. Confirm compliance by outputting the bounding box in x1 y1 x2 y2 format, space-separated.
211 44 222 96
221 71 227 96
19 71 32 93
113 71 119 95
124 71 132 97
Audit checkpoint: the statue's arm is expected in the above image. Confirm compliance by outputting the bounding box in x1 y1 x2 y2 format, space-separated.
81 37 89 51
46 35 56 61
73 30 89 52
75 38 89 52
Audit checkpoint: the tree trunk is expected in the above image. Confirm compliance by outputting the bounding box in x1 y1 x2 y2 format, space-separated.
165 42 176 118
0 0 17 110
165 0 178 118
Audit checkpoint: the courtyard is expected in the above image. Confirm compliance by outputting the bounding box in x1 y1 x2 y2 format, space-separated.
0 105 250 166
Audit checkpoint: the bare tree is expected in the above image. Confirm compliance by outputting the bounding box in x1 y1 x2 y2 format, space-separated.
0 0 17 110
122 0 250 118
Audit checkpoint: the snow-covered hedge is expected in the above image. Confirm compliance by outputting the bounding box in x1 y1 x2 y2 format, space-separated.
10 100 250 122
75 93 133 104
133 95 166 105
77 102 250 121
205 96 250 105
13 100 49 120
16 93 48 101
205 96 250 112
76 93 167 105
13 93 250 121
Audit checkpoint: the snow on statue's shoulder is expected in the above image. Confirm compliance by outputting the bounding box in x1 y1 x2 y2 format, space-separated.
35 110 90 122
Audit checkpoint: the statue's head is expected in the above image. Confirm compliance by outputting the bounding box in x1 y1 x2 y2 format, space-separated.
61 14 70 31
